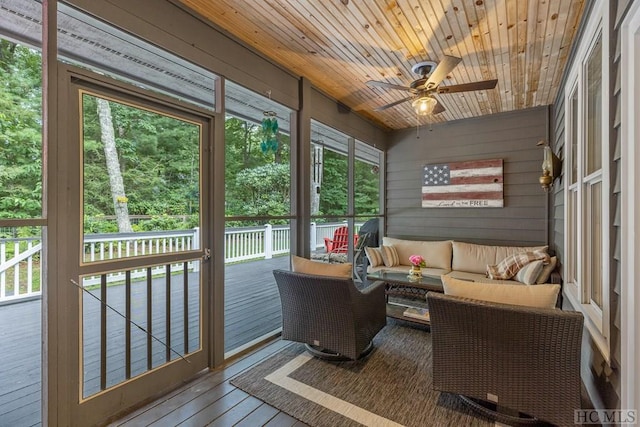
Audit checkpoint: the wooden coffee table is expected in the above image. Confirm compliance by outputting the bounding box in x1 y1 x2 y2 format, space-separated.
366 270 443 325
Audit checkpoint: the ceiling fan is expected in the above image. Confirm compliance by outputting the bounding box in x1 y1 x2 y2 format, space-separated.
366 55 498 116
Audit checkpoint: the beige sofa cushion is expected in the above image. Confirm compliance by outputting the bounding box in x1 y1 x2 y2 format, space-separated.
444 270 519 285
442 275 560 309
446 263 555 285
291 256 352 278
451 241 548 274
382 237 452 270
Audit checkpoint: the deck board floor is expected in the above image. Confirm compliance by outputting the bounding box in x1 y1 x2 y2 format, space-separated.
111 338 306 427
0 256 294 426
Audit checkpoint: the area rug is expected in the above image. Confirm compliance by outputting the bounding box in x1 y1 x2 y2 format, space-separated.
230 320 493 427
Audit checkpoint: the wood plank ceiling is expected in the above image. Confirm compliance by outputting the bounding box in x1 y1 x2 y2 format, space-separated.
179 0 585 131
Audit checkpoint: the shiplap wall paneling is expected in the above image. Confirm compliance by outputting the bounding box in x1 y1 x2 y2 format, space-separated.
385 106 548 246
551 96 566 260
609 0 624 385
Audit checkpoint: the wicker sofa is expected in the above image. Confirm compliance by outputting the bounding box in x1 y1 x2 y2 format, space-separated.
427 291 583 426
367 238 560 286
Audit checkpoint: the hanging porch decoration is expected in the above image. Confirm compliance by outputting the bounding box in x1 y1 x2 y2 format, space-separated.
260 110 279 155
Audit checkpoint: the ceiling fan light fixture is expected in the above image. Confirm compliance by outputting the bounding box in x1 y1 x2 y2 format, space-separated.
412 95 437 116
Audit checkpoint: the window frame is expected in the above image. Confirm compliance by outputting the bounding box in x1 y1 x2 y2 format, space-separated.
563 0 611 363
308 120 384 260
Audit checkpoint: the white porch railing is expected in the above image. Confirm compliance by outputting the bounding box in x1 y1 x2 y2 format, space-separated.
0 237 42 303
81 229 201 287
0 222 359 304
224 224 292 263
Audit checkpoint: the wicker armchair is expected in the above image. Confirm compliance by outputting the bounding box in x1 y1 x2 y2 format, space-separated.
427 292 584 427
273 269 386 360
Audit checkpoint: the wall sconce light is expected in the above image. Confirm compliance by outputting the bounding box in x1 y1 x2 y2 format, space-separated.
537 140 562 192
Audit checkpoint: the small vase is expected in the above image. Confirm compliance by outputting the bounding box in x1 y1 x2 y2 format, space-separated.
409 265 422 280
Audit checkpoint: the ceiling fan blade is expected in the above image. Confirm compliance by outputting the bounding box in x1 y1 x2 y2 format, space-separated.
423 55 462 90
374 96 414 111
437 79 498 94
366 80 413 92
432 100 446 115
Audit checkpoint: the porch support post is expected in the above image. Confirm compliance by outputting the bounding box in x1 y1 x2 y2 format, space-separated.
295 77 312 259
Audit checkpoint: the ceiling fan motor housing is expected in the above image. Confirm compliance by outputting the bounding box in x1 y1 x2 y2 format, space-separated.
411 60 438 77
410 78 429 90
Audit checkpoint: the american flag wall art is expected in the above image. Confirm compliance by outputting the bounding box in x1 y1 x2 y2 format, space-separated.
422 159 504 208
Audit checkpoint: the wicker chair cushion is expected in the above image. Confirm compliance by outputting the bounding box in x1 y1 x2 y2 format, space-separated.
364 246 384 267
442 275 560 309
514 260 544 285
486 250 550 280
291 256 352 278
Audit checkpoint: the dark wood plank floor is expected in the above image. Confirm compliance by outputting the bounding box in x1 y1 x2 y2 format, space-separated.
0 256 291 427
109 338 309 427
0 299 41 427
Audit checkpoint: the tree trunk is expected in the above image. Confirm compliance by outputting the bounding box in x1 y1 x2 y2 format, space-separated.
242 121 251 167
96 98 133 233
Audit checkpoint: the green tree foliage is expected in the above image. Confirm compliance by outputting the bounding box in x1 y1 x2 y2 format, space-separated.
235 163 290 216
0 39 379 231
316 150 380 217
318 150 348 216
0 40 42 218
354 159 380 215
82 94 200 231
224 116 291 219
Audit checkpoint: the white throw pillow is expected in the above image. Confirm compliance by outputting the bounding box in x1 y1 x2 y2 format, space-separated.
442 275 560 309
291 255 352 278
515 260 545 285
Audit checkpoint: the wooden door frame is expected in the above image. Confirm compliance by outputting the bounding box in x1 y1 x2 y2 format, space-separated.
48 62 217 425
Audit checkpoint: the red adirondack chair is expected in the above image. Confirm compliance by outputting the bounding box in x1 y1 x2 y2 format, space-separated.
323 226 358 253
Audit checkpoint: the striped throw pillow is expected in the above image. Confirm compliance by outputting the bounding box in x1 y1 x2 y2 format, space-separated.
535 256 557 284
364 246 384 267
515 260 544 285
380 245 400 267
486 250 550 280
